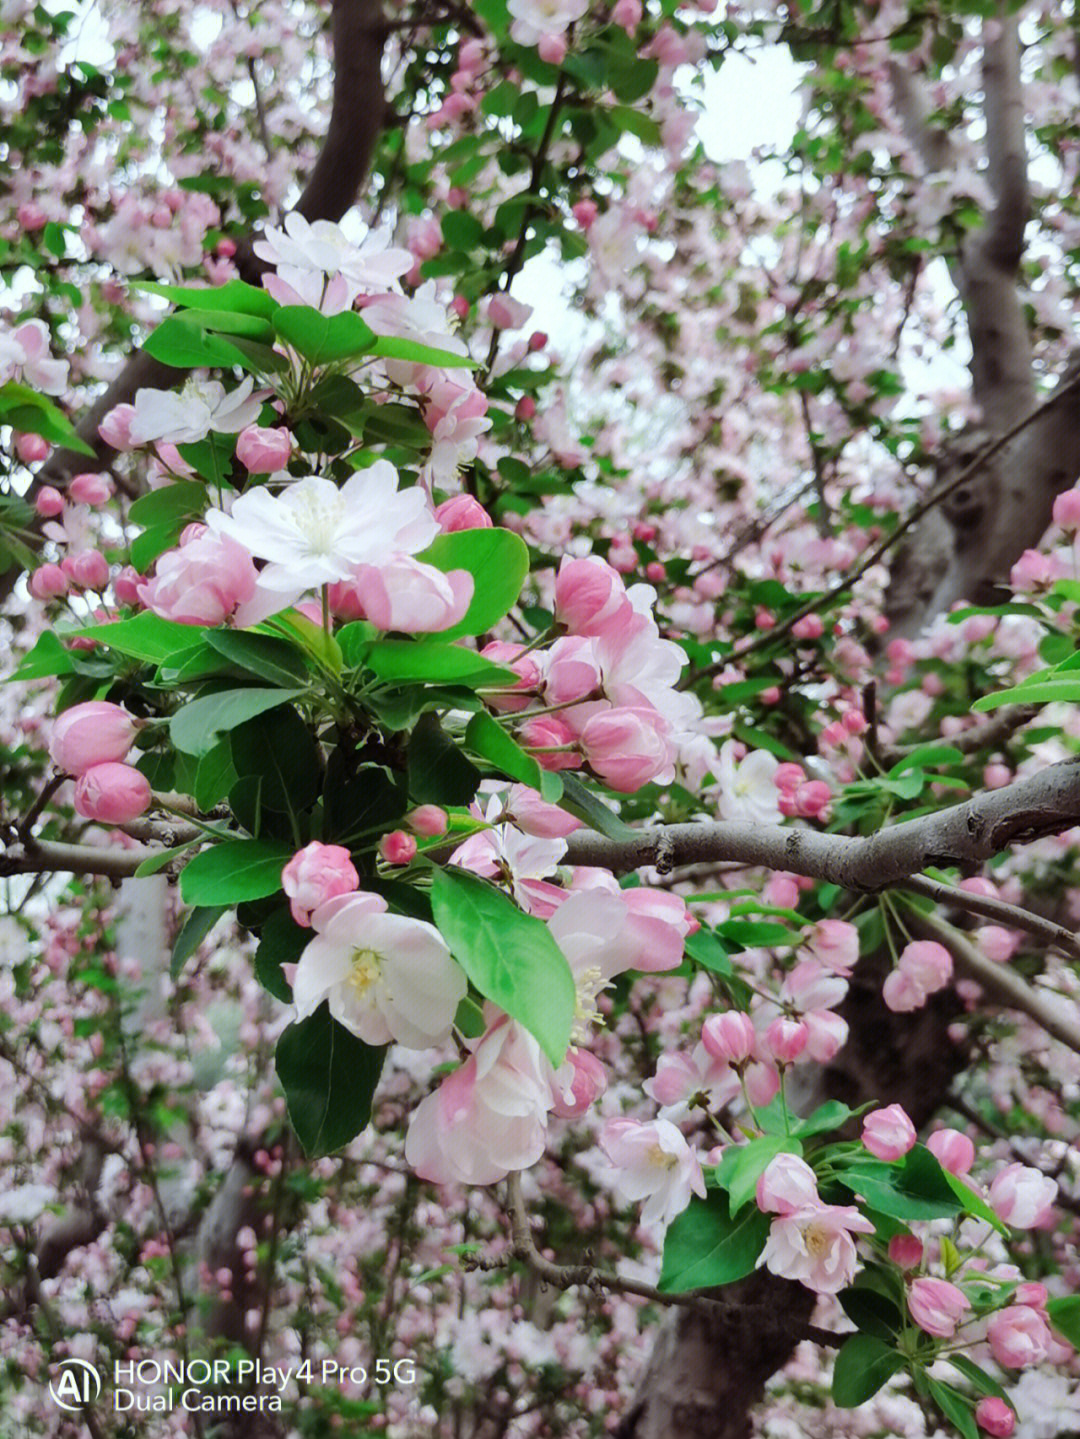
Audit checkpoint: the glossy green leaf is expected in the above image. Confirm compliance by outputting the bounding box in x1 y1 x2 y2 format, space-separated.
415 528 529 638
143 313 250 369
1047 1295 1080 1349
659 1191 770 1292
67 612 208 664
716 1134 802 1215
0 381 95 455
129 480 207 529
254 904 309 1002
171 905 230 980
368 334 476 369
205 629 312 687
837 1285 904 1341
194 741 238 810
465 712 544 789
229 705 322 816
169 687 306 758
407 713 481 806
362 639 517 687
276 1002 386 1158
429 867 575 1065
272 306 375 365
557 772 637 841
927 1380 979 1439
179 839 293 906
9 630 76 680
831 1334 904 1407
137 277 277 316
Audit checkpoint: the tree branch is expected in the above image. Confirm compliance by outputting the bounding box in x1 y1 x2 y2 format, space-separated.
901 873 1080 961
982 8 1030 268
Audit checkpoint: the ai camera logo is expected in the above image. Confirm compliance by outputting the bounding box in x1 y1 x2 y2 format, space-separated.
48 1359 102 1411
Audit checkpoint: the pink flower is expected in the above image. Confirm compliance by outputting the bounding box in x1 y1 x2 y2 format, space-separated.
862 1104 917 1160
580 706 673 791
887 1234 923 1269
551 1048 607 1118
518 715 581 771
599 1117 706 1226
35 486 65 517
802 1009 848 1063
98 402 136 450
434 494 492 531
987 1305 1052 1368
486 292 533 331
926 1128 975 1176
73 763 152 823
611 889 690 973
479 641 542 713
138 530 258 627
764 1016 809 1064
988 1163 1058 1228
908 1277 971 1337
379 830 417 865
701 1011 755 1065
1010 548 1065 593
554 555 632 637
755 1153 820 1215
504 785 580 838
543 636 603 705
281 842 359 928
758 1203 874 1294
804 918 859 974
29 563 68 600
50 701 140 775
882 968 927 1012
348 556 473 633
975 1398 1016 1437
14 432 49 463
64 550 110 590
235 424 292 472
406 1016 557 1183
782 960 848 1013
1053 489 1080 531
68 472 113 505
408 805 448 838
898 939 952 993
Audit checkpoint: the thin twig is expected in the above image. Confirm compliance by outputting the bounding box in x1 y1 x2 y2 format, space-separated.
901 873 1080 961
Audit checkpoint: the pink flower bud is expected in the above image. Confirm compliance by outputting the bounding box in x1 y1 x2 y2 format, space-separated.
701 1011 755 1065
17 201 49 231
580 706 673 792
515 396 536 421
434 494 492 532
773 762 806 794
281 842 359 928
805 918 859 974
73 762 152 823
551 1047 607 1118
518 715 581 771
882 968 927 1013
1052 489 1080 530
908 1277 971 1337
50 701 140 775
408 805 448 838
528 330 548 352
1014 1283 1048 1309
35 486 65 517
64 550 110 590
98 403 136 450
794 780 831 818
68 472 113 505
791 613 825 641
977 924 1020 963
14 432 49 463
975 1398 1016 1437
612 0 643 31
926 1128 975 1175
764 1016 808 1064
861 1104 917 1161
29 563 68 600
887 1234 923 1269
139 531 257 627
113 566 142 607
235 425 292 473
898 939 952 994
380 830 417 865
537 32 567 64
572 199 598 229
755 1152 820 1215
743 1059 780 1106
987 1305 1052 1368
554 555 631 637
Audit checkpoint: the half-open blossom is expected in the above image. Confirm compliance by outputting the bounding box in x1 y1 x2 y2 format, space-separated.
0 319 68 393
281 842 359 928
988 1163 1057 1228
507 0 589 46
908 1277 971 1337
862 1104 917 1161
758 1202 874 1294
599 1117 706 1226
348 556 473 633
701 1010 755 1065
975 1398 1016 1437
291 890 465 1049
926 1128 975 1176
715 741 782 823
580 705 673 792
803 919 859 974
755 1153 821 1215
987 1305 1052 1368
138 529 258 627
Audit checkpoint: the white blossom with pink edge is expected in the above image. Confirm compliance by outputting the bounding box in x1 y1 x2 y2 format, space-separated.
253 213 412 308
599 1117 706 1227
291 891 466 1049
0 319 68 394
129 375 262 446
757 1202 875 1294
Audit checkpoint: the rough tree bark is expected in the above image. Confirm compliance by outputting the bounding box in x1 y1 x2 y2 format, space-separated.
613 13 1079 1436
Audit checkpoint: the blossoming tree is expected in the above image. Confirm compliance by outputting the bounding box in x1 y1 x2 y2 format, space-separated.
1 0 1080 1437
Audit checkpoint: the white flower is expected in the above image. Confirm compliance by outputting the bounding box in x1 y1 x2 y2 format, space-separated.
450 794 566 913
714 740 782 823
0 319 68 394
508 0 588 43
599 1117 706 1227
0 1183 56 1225
292 890 466 1049
206 462 438 623
362 282 469 386
129 376 262 446
253 213 412 302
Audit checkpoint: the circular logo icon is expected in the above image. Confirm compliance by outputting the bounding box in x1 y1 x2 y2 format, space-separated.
48 1359 102 1412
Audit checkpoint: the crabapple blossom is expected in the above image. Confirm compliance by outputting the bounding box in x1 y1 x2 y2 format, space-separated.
758 1203 874 1294
887 1233 924 1269
755 1153 821 1215
49 702 140 774
701 1010 756 1064
507 0 588 46
379 830 417 865
975 1398 1017 1437
907 1277 972 1337
715 741 782 823
579 706 674 791
861 1105 917 1160
407 805 448 837
348 556 473 633
235 424 292 472
73 762 152 823
281 842 359 928
138 529 258 627
599 1117 706 1227
129 375 262 445
291 891 466 1049
987 1306 1053 1368
0 318 68 393
803 918 860 974
926 1128 976 1175
550 1047 607 1119
988 1164 1058 1228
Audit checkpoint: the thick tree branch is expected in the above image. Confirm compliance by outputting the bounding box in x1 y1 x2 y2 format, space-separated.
982 9 1030 269
887 61 955 175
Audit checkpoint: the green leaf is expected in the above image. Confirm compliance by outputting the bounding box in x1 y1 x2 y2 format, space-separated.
129 480 208 529
272 306 375 366
927 1380 979 1439
170 687 307 758
717 1135 802 1215
229 705 322 817
254 904 309 1002
133 837 202 878
136 278 277 316
276 1002 386 1158
791 1100 854 1140
1047 1295 1080 1349
415 528 529 638
947 1354 1010 1402
886 745 964 776
130 524 184 573
659 1191 770 1292
557 771 637 841
143 313 250 369
67 612 205 664
0 381 95 455
837 1286 904 1341
194 741 238 810
407 713 482 806
368 334 476 369
205 630 311 687
362 639 517 687
974 678 1080 710
943 1171 1009 1235
718 918 800 950
322 755 407 845
9 630 76 680
171 905 229 980
465 712 544 789
179 839 293 906
429 867 575 1066
831 1334 904 1407
839 1147 962 1223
